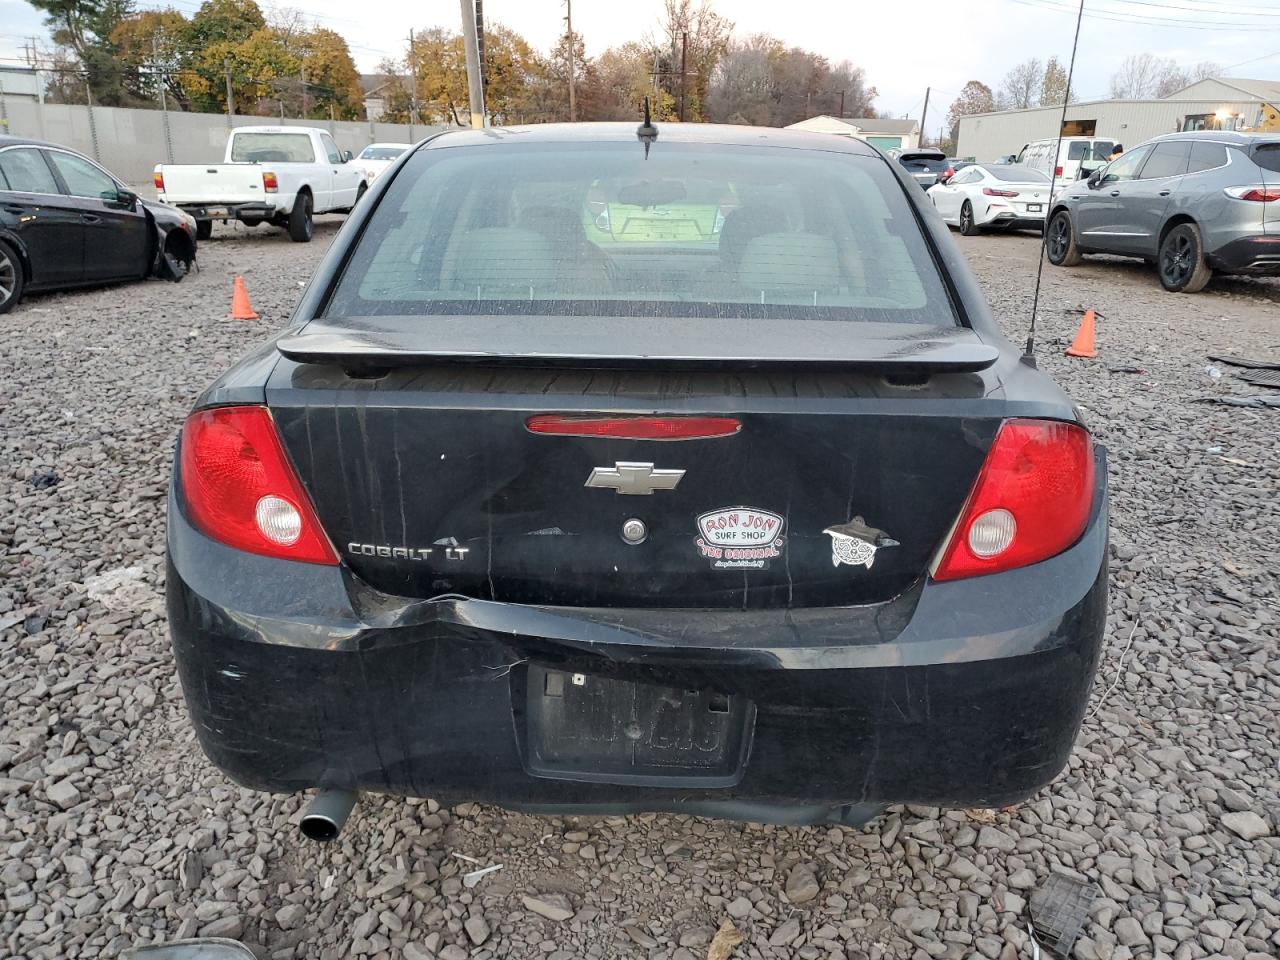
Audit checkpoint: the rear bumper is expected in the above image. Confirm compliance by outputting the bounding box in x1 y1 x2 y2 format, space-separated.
173 202 281 222
166 452 1109 817
1207 235 1280 274
986 212 1047 231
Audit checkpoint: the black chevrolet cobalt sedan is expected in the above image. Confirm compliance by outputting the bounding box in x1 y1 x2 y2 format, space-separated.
167 123 1108 839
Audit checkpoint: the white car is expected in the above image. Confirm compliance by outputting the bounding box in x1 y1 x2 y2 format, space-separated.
356 143 411 183
155 127 367 242
928 163 1052 235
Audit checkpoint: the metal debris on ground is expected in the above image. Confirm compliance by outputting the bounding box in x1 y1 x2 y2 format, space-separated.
1197 395 1280 408
1108 365 1143 374
707 917 745 960
1236 368 1280 389
1207 353 1280 370
1028 872 1100 958
461 863 504 888
29 470 60 489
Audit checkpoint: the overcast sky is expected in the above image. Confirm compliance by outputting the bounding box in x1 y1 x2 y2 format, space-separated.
2 0 1277 136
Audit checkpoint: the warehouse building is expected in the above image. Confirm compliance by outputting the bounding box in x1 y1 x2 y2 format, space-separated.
785 116 921 151
956 77 1280 162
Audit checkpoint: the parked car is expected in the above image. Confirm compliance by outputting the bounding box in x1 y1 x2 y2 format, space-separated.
893 147 950 189
928 163 1052 234
166 123 1108 838
0 135 196 314
1047 131 1280 292
1016 136 1115 192
355 142 411 183
938 159 974 183
154 126 367 242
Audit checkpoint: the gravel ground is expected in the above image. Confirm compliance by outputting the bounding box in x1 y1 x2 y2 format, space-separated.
1 218 1278 960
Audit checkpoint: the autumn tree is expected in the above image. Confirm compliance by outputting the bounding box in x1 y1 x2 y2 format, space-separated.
655 0 733 120
945 80 995 142
998 58 1041 110
28 0 135 104
1040 56 1069 107
109 9 190 106
587 42 672 122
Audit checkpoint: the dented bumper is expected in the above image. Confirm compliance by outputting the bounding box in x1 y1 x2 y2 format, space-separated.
166 454 1108 815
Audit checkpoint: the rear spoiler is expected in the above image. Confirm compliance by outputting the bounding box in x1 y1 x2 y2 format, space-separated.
277 317 1000 374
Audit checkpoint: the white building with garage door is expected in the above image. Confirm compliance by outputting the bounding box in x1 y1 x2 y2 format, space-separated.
956 77 1280 162
786 116 921 151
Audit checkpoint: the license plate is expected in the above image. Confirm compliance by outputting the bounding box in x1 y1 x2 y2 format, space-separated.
523 666 753 785
1027 203 1043 212
205 207 229 218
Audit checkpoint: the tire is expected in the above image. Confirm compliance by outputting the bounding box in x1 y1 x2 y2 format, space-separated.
195 220 213 241
288 191 313 243
1046 210 1082 266
0 239 24 314
1158 222 1212 293
959 201 979 236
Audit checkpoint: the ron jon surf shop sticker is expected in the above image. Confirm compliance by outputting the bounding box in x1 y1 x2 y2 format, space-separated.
695 507 786 570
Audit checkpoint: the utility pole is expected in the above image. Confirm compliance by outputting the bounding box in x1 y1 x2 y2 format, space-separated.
839 89 845 118
919 86 931 148
407 29 420 128
301 62 308 118
564 0 576 122
459 0 485 128
679 31 687 122
223 58 234 126
475 0 487 95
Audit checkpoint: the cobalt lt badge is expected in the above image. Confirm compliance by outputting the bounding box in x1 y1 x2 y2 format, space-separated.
824 517 899 570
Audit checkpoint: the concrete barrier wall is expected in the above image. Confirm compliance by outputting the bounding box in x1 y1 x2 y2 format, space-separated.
2 100 442 186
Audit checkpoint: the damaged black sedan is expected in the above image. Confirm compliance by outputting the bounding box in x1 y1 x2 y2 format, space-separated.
167 123 1108 839
0 136 195 313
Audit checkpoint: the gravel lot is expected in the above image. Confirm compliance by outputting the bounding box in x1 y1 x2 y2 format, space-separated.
2 218 1278 960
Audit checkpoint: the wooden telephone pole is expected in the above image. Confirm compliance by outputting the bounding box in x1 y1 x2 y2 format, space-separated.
565 0 576 121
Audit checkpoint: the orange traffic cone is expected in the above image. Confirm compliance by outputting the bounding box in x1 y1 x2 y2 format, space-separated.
230 276 259 320
1065 309 1097 358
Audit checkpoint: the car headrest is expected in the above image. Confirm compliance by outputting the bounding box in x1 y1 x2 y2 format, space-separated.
738 232 841 294
450 228 558 291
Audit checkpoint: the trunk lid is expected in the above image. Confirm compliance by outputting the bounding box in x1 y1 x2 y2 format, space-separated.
266 359 1005 609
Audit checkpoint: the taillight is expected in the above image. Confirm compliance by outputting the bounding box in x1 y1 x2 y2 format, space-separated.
153 171 165 192
983 187 1019 198
262 171 279 193
1054 166 1064 178
932 419 1094 582
1225 185 1280 202
526 415 741 440
179 406 336 564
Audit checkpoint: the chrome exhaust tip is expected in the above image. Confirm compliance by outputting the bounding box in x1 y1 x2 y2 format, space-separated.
300 789 358 842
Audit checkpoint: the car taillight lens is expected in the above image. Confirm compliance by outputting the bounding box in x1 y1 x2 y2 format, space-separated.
1054 166 1064 178
932 419 1094 582
526 415 741 440
153 171 165 192
1225 185 1280 202
179 406 336 564
983 187 1019 198
263 171 279 193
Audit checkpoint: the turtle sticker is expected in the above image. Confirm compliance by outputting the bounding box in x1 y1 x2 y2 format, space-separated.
824 517 899 570
695 507 786 570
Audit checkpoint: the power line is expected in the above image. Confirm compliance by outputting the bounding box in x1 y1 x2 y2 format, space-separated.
1008 0 1280 30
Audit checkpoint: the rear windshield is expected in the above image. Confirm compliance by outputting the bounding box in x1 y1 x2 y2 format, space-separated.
1253 142 1280 173
359 146 407 160
899 156 949 173
230 133 315 163
989 164 1049 182
325 141 955 326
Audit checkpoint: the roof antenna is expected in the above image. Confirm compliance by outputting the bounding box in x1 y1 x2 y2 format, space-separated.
1025 0 1086 368
637 96 658 158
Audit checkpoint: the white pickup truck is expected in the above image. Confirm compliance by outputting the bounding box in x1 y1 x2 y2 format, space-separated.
153 126 368 242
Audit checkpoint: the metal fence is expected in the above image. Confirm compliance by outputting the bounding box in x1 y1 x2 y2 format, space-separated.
0 99 442 186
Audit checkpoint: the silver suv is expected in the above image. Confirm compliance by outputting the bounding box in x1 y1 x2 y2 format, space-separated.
1046 131 1280 292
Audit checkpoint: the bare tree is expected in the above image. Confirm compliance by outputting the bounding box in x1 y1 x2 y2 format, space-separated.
998 58 1041 110
1111 54 1221 99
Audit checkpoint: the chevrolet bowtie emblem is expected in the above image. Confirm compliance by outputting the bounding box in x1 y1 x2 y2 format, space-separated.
585 461 685 495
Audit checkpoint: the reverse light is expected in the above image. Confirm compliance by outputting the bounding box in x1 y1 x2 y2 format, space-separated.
526 415 742 440
179 406 336 564
262 171 279 193
983 187 1019 198
153 171 165 192
1225 185 1280 202
932 419 1094 581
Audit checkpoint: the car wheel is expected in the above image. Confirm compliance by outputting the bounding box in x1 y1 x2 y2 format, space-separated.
1046 210 1081 266
0 240 24 314
288 192 313 243
959 201 979 236
1158 222 1212 293
195 220 213 241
